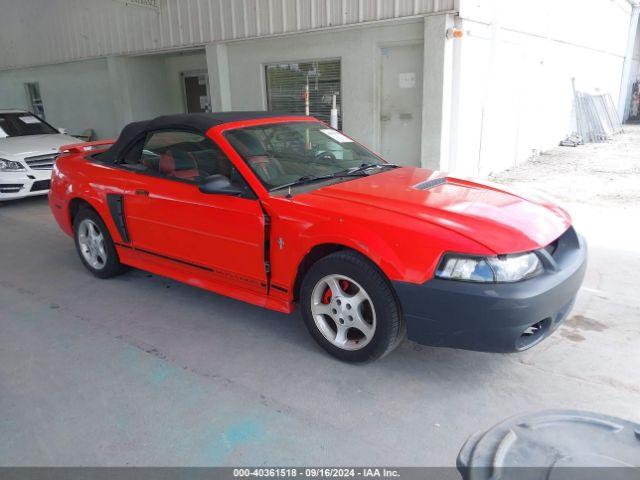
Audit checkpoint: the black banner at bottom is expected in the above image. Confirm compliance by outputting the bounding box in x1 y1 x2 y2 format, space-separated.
0 467 639 480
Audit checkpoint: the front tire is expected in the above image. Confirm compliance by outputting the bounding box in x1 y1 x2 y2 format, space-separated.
300 251 404 363
73 208 127 279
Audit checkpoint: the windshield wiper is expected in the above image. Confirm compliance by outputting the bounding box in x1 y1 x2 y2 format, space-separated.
327 162 399 178
270 163 399 195
270 174 337 192
344 163 399 175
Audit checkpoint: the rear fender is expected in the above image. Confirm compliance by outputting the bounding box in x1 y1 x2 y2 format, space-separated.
59 185 112 238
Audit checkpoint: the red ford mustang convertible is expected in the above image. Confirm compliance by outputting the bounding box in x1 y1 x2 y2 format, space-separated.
50 112 587 362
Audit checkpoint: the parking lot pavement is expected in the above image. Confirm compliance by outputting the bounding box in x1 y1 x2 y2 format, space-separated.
1 133 639 466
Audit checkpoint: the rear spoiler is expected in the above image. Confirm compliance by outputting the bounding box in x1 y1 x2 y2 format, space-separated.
59 139 116 154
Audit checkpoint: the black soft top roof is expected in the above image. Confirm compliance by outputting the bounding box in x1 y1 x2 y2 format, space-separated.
97 111 308 163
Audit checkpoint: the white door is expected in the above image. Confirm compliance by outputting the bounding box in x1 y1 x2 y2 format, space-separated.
379 44 424 167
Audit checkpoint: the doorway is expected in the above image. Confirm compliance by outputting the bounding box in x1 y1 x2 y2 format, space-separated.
24 82 45 118
379 44 424 166
182 71 211 113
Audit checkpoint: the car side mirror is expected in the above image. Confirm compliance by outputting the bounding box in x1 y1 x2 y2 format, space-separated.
58 127 67 134
199 174 245 196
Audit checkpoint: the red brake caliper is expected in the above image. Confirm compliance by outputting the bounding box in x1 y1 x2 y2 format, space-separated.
322 288 332 304
322 280 350 304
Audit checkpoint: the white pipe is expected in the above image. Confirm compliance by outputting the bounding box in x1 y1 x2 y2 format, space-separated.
330 93 338 129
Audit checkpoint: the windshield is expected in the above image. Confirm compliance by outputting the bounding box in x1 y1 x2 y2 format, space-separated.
224 122 385 190
0 113 58 137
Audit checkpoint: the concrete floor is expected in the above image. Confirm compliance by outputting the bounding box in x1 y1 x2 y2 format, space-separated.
1 130 639 467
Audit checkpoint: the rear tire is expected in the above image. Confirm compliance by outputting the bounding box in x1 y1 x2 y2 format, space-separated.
300 251 404 363
73 207 127 279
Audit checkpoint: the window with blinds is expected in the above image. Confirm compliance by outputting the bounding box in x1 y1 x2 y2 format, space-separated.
265 59 342 129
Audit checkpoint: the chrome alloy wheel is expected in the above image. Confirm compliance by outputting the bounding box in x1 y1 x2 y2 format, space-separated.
310 274 377 351
77 219 107 270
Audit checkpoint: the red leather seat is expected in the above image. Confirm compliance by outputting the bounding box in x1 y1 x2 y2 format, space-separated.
228 130 284 182
159 150 199 180
247 155 284 181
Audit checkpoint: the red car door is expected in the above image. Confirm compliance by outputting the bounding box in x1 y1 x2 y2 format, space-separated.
122 130 267 293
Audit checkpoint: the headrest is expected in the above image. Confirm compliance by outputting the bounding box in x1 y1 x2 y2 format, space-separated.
230 130 267 156
159 151 175 173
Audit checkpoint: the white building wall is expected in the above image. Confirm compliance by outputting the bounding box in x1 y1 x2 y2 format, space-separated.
163 51 208 113
0 50 207 138
1 0 636 179
212 20 426 151
450 0 633 176
107 55 174 129
107 51 207 132
107 50 208 128
0 59 117 138
0 0 456 70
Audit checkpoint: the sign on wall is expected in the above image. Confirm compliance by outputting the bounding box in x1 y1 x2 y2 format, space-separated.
398 72 416 89
113 0 160 10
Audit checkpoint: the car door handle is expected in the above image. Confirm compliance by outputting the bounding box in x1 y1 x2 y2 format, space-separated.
135 189 149 196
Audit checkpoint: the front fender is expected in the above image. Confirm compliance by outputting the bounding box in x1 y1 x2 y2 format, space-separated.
295 221 406 282
266 195 493 295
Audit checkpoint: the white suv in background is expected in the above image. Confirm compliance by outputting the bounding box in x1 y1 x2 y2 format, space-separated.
0 109 81 201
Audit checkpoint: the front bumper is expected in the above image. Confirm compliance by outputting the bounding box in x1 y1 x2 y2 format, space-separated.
0 171 52 200
393 227 587 353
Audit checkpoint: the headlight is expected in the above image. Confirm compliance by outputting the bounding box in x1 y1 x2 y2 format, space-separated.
436 252 542 283
0 158 26 171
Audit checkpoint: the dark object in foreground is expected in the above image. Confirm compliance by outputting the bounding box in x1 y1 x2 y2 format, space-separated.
457 410 640 480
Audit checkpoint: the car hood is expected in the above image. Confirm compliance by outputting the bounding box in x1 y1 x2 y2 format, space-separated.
0 134 81 158
309 167 571 254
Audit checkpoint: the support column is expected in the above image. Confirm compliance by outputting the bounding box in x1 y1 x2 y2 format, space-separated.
618 6 640 122
106 56 135 130
420 14 455 170
206 43 232 112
